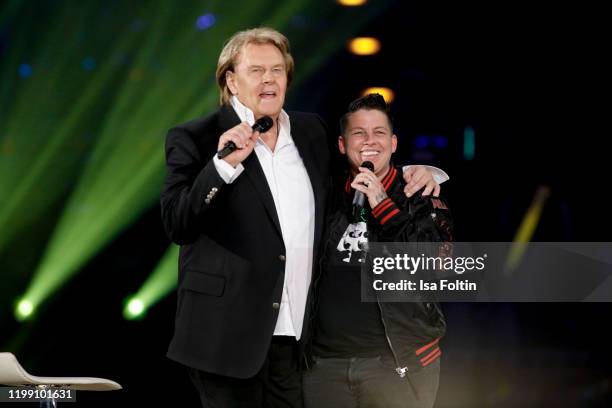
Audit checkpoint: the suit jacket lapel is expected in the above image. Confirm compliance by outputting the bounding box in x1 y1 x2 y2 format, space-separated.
218 105 283 238
242 154 283 237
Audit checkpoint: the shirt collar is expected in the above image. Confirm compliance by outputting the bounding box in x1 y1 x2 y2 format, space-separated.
230 96 293 150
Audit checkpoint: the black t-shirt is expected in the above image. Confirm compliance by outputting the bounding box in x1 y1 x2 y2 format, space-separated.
312 220 391 358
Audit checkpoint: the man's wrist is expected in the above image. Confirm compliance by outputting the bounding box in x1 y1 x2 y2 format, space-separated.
213 155 244 184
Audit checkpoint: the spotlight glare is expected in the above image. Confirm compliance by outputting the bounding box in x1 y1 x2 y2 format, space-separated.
362 87 395 103
123 245 180 323
348 37 380 55
195 13 216 30
337 0 367 6
463 126 475 160
124 298 145 320
18 63 33 78
414 135 429 150
15 299 34 321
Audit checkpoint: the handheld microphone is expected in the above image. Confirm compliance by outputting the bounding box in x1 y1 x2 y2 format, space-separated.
352 161 375 218
217 116 273 159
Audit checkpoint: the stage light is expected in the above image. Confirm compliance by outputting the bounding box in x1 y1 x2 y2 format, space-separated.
505 186 551 273
463 126 475 160
337 0 367 6
348 37 380 55
123 245 179 321
15 299 34 321
195 13 216 30
433 135 448 149
414 135 429 149
18 63 32 78
124 298 145 320
362 87 395 103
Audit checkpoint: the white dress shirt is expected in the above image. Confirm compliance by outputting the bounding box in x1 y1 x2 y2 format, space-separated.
213 96 315 340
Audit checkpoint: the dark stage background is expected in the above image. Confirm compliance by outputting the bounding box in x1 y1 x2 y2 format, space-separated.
1 1 610 406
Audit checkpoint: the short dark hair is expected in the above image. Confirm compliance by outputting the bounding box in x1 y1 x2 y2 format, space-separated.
339 93 393 136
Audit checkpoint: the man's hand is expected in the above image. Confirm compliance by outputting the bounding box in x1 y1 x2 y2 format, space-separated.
217 122 259 168
351 167 388 209
403 165 440 197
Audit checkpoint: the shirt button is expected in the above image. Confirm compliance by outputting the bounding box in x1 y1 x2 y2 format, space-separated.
278 255 286 262
272 302 280 310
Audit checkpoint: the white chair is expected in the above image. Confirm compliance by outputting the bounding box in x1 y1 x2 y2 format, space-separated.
0 352 121 407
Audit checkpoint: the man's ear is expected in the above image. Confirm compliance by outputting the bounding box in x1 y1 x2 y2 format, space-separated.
226 71 237 95
338 135 346 155
391 134 398 153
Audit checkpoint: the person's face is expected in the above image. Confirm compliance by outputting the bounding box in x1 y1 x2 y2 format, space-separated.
226 43 287 120
338 109 397 177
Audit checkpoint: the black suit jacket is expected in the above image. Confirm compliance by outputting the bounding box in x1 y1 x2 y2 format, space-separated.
161 104 330 378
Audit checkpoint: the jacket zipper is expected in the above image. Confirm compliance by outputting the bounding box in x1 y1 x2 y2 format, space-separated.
374 267 420 399
375 299 406 377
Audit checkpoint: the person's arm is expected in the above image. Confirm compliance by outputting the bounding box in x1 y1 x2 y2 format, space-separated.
161 120 259 244
160 127 227 245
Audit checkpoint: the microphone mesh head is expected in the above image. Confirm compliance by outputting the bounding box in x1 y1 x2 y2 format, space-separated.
254 116 273 133
361 161 375 171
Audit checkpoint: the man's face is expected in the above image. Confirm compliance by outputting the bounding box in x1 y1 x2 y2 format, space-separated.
226 43 287 119
338 109 397 177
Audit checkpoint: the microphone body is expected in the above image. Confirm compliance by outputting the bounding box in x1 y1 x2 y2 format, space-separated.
217 116 273 159
352 161 375 220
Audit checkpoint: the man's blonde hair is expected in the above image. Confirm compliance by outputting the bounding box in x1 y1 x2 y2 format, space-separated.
216 27 294 105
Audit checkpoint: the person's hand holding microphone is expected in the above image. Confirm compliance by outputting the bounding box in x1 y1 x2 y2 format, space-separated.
217 116 273 167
